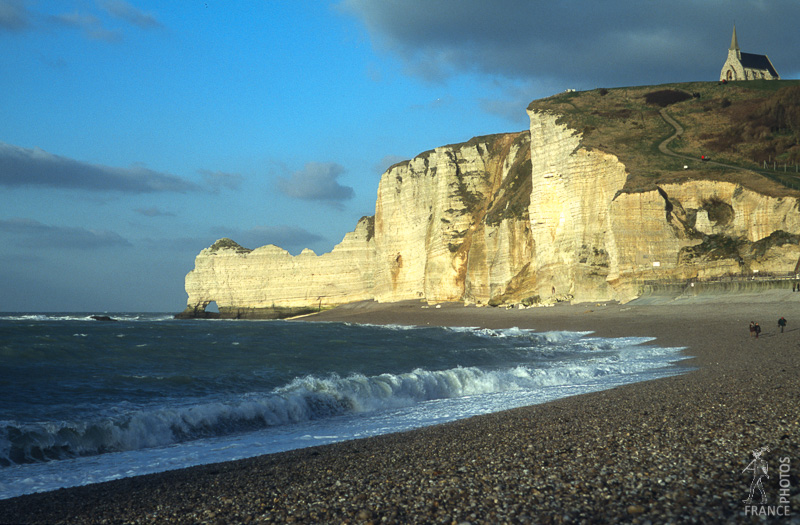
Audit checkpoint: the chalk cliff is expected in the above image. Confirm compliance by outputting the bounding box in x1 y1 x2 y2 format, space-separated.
180 218 376 318
179 88 800 318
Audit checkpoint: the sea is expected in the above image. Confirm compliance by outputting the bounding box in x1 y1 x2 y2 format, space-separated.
0 313 689 500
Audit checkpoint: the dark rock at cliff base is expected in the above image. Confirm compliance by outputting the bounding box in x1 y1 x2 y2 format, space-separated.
174 305 317 320
90 315 117 322
174 307 220 319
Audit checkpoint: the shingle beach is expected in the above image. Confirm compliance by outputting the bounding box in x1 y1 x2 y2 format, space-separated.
1 292 799 524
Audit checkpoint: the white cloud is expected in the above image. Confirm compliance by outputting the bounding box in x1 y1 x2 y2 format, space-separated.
199 169 244 192
134 207 175 217
50 10 122 42
0 142 199 193
0 218 132 249
276 162 355 206
0 0 29 31
99 0 162 29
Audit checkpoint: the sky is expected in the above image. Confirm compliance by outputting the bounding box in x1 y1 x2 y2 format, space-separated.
1 0 799 313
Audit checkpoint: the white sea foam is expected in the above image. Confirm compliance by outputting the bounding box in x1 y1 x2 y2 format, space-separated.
0 323 690 500
0 356 688 501
0 313 175 322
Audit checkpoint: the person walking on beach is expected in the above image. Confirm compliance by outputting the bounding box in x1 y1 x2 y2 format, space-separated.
778 317 787 333
743 447 769 504
749 322 756 337
754 322 761 338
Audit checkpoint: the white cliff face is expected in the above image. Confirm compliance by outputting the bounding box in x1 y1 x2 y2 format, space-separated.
183 217 375 314
524 110 800 303
526 111 628 302
182 133 534 316
466 218 534 304
659 181 800 242
181 110 800 317
372 134 532 304
605 181 800 300
606 189 688 287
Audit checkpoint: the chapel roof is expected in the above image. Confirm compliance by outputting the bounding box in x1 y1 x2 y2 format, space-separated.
740 52 779 77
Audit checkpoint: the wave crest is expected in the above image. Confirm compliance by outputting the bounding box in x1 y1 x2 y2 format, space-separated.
0 349 673 467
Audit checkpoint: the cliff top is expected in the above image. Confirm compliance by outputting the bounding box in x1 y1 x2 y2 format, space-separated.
207 238 252 254
528 80 800 198
386 130 529 173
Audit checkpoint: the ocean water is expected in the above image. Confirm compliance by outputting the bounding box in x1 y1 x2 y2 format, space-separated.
0 313 688 500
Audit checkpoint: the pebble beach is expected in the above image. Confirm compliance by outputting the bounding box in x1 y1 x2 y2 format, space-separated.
1 293 799 524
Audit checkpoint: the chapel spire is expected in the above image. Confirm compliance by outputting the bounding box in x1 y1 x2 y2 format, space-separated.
729 24 739 51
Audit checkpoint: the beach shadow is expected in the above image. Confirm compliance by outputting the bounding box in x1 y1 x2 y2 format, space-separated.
765 327 800 337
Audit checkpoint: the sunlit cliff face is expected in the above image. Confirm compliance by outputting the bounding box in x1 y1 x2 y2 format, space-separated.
181 111 800 318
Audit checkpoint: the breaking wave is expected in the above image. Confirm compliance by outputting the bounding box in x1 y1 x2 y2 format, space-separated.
0 344 677 467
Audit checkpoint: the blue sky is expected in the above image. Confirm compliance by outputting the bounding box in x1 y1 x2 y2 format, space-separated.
2 0 799 312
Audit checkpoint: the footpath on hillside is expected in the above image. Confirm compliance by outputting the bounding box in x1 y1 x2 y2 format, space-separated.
658 108 749 172
658 108 800 190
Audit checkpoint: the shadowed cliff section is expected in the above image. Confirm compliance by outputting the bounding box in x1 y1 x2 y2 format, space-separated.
632 278 800 305
179 81 800 318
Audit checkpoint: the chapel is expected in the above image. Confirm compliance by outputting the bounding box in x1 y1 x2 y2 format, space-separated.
719 25 780 81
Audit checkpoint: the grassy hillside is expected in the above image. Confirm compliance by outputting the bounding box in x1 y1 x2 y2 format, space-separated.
528 80 800 197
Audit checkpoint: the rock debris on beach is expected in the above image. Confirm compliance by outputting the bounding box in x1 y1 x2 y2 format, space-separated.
1 300 799 524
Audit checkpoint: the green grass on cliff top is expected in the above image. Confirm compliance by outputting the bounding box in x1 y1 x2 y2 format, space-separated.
528 80 800 198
